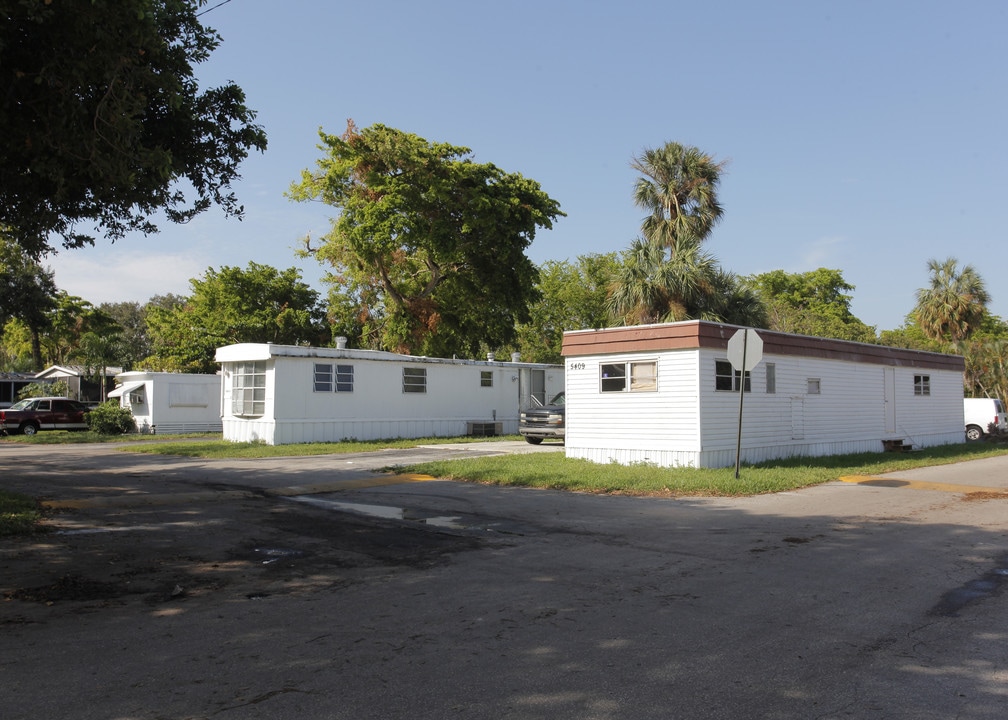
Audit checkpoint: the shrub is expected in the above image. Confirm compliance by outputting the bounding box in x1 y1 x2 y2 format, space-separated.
18 380 70 400
87 401 137 435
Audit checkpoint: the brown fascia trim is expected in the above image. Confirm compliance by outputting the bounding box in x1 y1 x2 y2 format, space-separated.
561 320 965 372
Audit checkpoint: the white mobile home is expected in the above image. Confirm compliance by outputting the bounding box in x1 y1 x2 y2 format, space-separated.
562 321 966 469
215 343 564 445
109 371 223 434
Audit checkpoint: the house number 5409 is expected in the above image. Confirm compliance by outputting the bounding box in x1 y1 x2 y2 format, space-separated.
569 362 586 370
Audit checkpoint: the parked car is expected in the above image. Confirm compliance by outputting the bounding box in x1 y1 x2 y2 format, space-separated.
964 397 1008 441
0 397 90 436
519 391 566 445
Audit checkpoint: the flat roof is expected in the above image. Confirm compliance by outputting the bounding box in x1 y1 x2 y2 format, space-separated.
562 320 965 372
215 343 561 369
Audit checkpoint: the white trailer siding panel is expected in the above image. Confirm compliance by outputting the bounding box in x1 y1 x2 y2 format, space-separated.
566 350 703 467
216 344 562 445
112 372 223 434
562 321 965 469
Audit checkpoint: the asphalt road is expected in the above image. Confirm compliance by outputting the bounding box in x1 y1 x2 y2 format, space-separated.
2 440 1007 719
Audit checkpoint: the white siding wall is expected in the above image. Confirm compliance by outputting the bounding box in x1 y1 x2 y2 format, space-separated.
220 352 562 445
116 373 223 434
567 348 964 469
270 358 522 443
565 351 704 467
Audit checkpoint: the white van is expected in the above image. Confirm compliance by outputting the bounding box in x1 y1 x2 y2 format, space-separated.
964 397 1007 440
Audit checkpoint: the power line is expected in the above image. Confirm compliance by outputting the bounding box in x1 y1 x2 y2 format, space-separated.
196 0 234 17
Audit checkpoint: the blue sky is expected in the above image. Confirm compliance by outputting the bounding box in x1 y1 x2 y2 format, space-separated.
48 0 1008 332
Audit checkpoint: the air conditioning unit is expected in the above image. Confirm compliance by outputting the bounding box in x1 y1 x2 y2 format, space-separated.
466 421 502 437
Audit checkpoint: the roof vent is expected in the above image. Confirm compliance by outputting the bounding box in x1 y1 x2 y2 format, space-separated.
336 336 347 349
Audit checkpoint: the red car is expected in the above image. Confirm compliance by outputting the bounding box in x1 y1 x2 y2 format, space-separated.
0 397 90 436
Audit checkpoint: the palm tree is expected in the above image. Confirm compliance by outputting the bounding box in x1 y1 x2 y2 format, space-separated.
631 142 726 248
74 331 124 401
606 236 719 325
913 257 990 345
702 268 770 328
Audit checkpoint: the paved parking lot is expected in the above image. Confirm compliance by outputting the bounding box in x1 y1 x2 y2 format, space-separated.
2 442 1007 719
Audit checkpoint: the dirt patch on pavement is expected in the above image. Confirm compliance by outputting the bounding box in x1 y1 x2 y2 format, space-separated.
1 494 489 615
962 491 1008 501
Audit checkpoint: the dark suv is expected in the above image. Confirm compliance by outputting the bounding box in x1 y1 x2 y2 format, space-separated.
519 391 566 445
0 397 90 436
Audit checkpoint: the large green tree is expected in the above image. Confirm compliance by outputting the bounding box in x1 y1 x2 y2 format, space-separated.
0 239 57 367
41 293 118 368
145 263 329 372
746 268 877 342
1 0 267 257
513 254 620 364
99 301 152 371
289 121 563 357
913 257 990 346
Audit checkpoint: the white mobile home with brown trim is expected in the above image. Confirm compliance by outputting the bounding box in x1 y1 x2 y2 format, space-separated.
215 343 564 445
561 321 965 469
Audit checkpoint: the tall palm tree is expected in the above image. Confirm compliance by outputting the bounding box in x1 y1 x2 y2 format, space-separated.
631 142 726 248
913 257 990 345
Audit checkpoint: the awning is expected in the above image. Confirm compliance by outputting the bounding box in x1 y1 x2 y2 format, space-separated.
107 381 145 399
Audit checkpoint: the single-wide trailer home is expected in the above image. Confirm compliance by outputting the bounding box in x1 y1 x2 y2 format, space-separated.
561 321 966 469
215 343 564 445
109 371 223 434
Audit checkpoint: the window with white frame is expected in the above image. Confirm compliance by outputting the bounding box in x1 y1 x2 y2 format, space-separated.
600 363 627 392
807 378 821 395
403 367 426 393
480 371 493 388
715 360 750 392
766 363 776 394
232 361 266 416
630 361 657 391
914 374 930 396
600 360 657 393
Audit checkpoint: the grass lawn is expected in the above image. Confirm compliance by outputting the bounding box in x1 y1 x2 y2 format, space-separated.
0 489 43 536
117 435 519 459
398 442 1008 497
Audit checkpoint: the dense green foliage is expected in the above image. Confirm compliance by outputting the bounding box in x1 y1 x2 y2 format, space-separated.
145 262 329 372
289 121 564 357
512 254 620 363
746 268 877 342
0 239 58 367
1 0 267 257
87 401 137 435
17 379 69 400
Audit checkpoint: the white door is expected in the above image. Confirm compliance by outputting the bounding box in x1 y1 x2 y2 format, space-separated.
791 397 804 440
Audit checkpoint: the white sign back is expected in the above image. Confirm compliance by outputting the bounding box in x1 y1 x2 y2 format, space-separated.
727 328 763 372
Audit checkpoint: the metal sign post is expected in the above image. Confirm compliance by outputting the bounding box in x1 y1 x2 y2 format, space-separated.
727 328 763 479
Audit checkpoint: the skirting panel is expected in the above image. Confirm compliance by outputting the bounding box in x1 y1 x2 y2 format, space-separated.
567 431 965 469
